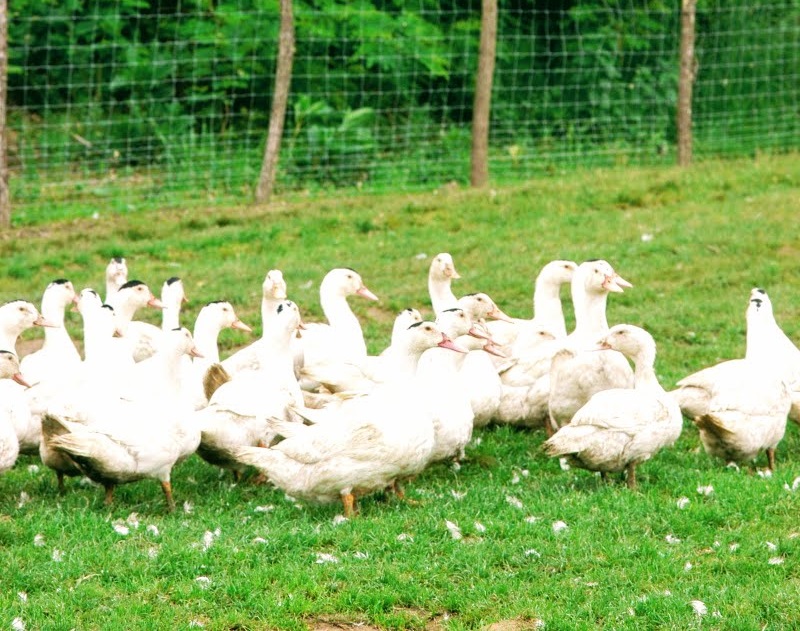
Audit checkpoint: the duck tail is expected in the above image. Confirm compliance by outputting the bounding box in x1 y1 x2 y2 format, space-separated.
693 413 735 438
41 413 70 443
203 363 231 400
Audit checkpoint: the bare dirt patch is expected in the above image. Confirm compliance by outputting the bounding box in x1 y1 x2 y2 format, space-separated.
482 619 545 631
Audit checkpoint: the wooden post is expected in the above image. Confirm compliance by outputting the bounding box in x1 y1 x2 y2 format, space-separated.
677 0 697 166
0 0 9 228
255 0 295 204
470 0 497 188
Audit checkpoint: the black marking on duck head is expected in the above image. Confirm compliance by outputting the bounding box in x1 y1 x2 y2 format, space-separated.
166 276 181 285
119 280 146 290
750 298 763 309
408 321 424 329
51 278 70 286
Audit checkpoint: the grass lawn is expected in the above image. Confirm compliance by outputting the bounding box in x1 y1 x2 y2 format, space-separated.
1 153 799 629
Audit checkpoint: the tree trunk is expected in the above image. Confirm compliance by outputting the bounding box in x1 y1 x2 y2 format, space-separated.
677 0 697 166
255 0 295 204
470 0 497 188
0 0 9 228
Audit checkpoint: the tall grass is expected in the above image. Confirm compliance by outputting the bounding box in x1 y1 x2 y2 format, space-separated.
1 154 800 628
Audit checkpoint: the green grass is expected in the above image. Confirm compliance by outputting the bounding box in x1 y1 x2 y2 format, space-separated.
1 153 800 629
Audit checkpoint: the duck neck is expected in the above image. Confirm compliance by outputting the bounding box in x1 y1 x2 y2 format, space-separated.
428 276 458 316
573 288 610 341
391 347 426 379
192 315 222 364
631 349 663 394
259 326 303 404
260 296 282 335
534 277 567 337
153 346 186 395
161 304 181 332
81 310 108 363
745 313 780 363
0 327 22 353
40 293 77 352
108 294 138 328
320 286 365 355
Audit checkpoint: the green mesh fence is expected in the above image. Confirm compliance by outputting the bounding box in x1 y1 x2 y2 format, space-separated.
5 0 799 224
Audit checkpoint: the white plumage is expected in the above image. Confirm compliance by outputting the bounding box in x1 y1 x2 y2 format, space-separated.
544 324 682 487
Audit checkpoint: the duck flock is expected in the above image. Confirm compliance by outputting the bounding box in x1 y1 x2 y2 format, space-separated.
1 254 798 515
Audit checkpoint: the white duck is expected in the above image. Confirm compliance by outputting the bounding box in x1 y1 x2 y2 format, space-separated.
221 270 288 377
743 287 800 424
27 292 123 427
195 300 305 478
382 307 423 354
0 299 53 350
232 321 463 515
671 290 791 471
119 325 204 405
104 256 129 303
19 278 81 386
126 277 186 362
36 298 124 492
490 326 559 428
106 280 164 363
416 308 481 462
486 259 577 351
186 301 252 409
428 252 461 315
547 260 634 433
456 333 508 427
544 325 682 488
41 328 203 510
456 292 515 330
0 351 29 474
301 306 473 395
296 268 379 366
0 300 54 454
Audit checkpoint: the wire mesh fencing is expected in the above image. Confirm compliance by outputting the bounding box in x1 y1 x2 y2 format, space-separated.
5 0 799 224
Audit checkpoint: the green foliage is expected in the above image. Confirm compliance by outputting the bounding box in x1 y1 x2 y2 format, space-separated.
3 0 799 211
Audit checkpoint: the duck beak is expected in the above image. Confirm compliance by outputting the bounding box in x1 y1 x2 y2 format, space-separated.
357 286 379 301
273 286 288 300
189 347 204 359
148 296 164 309
437 334 469 353
468 325 492 341
603 274 633 293
298 320 308 331
446 265 461 280
590 339 612 351
482 341 507 358
488 306 515 324
34 315 59 328
231 319 252 333
13 373 31 388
